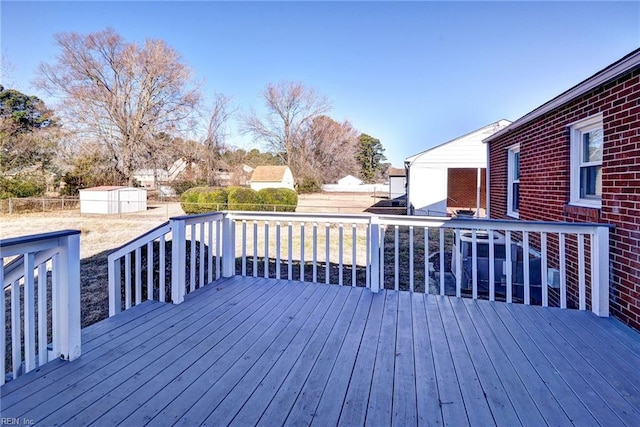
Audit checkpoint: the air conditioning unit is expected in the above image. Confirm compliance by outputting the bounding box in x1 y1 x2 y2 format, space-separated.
452 229 543 303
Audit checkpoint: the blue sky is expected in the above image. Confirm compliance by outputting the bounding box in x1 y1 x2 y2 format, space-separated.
2 1 639 167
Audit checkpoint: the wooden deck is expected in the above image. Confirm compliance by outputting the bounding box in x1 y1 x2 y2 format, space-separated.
2 277 639 426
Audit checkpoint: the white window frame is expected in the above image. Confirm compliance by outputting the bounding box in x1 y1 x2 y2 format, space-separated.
569 114 603 208
507 144 520 218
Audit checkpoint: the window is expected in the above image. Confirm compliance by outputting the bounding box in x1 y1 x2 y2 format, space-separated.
507 145 520 218
570 115 603 208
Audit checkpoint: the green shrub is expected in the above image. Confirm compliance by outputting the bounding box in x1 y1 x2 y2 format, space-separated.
0 176 46 198
296 177 322 194
227 186 263 211
180 187 228 214
258 188 298 212
172 179 205 196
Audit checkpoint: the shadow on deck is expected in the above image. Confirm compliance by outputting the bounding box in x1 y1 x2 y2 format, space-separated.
1 277 639 426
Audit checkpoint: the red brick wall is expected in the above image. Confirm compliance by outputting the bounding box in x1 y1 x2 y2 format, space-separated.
488 66 640 330
447 168 486 209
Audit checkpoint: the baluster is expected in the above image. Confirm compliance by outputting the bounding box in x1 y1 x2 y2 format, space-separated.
559 233 567 309
325 223 330 285
339 223 344 286
523 231 530 305
300 223 305 282
541 232 548 307
409 226 414 292
264 222 270 279
352 224 357 287
135 247 142 304
1 262 5 385
37 262 48 366
253 221 258 278
190 224 196 291
288 222 293 280
12 279 21 379
313 222 318 283
160 236 166 302
276 222 281 280
146 241 153 300
125 253 132 309
488 229 495 302
439 228 445 296
578 234 586 310
394 225 399 291
215 220 221 280
471 229 477 300
505 230 513 303
455 228 462 298
24 253 35 372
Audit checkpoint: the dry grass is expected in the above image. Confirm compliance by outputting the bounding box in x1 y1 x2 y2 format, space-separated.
1 193 381 329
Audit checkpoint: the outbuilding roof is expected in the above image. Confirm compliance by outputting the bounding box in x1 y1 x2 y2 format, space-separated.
250 165 290 182
79 186 127 191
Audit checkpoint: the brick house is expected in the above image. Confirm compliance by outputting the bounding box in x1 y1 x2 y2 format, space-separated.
485 48 640 329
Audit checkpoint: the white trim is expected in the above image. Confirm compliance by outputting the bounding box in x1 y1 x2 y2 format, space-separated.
507 144 520 218
569 114 603 209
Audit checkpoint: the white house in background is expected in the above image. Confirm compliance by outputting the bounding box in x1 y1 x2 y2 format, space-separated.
337 175 364 187
405 119 511 216
249 166 295 191
79 186 147 214
388 167 406 199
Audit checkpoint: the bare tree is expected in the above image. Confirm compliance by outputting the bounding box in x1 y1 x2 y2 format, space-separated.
242 81 331 179
297 115 359 183
204 94 234 185
35 28 201 185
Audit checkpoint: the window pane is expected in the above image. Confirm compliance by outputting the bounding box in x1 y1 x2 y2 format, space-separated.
512 182 520 211
580 165 602 197
513 152 520 179
582 129 603 163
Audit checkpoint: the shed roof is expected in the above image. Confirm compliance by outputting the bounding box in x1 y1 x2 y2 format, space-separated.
388 167 406 177
80 186 127 192
250 165 290 182
485 48 640 143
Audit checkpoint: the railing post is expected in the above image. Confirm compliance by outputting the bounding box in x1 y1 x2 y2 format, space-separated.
107 255 122 316
55 233 81 361
222 214 235 278
369 216 381 293
591 226 610 317
171 218 186 304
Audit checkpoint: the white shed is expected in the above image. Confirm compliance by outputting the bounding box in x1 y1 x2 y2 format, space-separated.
405 120 511 216
249 166 295 191
337 175 364 186
79 186 147 214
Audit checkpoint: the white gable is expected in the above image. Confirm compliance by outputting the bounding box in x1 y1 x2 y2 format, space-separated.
406 120 511 168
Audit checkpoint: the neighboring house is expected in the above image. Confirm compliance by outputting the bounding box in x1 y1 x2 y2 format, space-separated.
249 165 295 191
405 120 511 216
133 159 192 189
337 175 364 187
388 167 406 199
79 186 147 214
484 48 640 330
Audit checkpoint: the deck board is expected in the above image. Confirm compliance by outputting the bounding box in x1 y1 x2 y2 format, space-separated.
2 276 639 426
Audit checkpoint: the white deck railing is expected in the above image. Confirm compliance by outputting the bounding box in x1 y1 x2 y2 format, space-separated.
108 211 611 318
107 212 228 315
1 230 81 385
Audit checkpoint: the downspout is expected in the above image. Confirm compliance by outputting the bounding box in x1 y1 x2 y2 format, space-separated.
476 167 481 217
404 160 411 215
485 141 491 218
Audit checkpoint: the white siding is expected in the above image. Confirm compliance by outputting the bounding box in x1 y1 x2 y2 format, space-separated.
406 120 511 216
